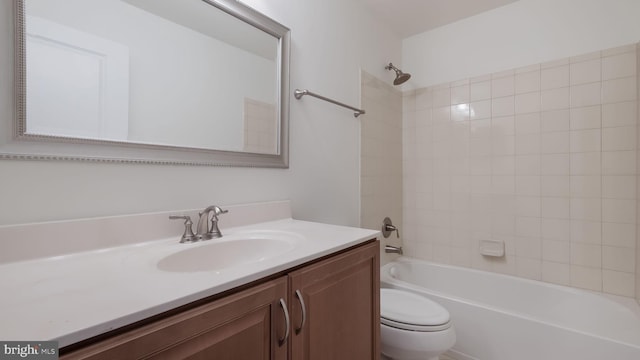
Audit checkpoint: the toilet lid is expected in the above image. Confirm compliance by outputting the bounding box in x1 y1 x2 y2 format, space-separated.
380 288 450 328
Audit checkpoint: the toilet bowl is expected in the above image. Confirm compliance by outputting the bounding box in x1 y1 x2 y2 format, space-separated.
380 288 456 360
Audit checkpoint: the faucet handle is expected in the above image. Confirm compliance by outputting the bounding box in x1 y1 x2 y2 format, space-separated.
212 206 228 217
207 207 228 239
169 215 198 243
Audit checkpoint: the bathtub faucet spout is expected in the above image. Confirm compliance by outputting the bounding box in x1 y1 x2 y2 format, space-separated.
385 245 403 255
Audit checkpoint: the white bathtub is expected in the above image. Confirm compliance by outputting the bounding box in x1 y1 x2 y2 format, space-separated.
381 257 640 360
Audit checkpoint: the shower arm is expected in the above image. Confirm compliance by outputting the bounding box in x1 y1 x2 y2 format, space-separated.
294 89 366 118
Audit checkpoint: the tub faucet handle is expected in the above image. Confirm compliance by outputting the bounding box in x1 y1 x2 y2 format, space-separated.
169 215 198 243
382 217 400 238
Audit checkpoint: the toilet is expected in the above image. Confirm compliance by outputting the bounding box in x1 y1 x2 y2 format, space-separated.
380 288 456 360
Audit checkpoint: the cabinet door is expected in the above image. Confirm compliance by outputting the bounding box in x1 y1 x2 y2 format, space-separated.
61 277 289 360
289 241 380 360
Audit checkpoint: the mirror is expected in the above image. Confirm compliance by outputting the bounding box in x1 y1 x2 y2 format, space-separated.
3 0 290 167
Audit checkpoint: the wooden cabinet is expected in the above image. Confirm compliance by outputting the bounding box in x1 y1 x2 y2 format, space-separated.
289 241 380 360
61 277 289 360
61 240 379 360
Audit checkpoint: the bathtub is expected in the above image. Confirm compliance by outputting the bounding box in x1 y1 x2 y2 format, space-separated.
381 257 640 360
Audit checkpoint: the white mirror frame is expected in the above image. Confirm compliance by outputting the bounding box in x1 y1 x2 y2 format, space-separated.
3 0 290 167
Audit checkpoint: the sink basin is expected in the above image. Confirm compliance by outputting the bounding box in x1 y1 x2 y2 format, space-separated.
157 231 300 272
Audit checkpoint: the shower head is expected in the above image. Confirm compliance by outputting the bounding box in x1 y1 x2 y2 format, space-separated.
385 62 411 85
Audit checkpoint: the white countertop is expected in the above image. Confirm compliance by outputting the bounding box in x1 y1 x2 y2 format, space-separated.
0 218 379 347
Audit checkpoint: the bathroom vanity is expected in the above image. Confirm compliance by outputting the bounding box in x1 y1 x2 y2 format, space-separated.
60 241 379 359
0 201 380 359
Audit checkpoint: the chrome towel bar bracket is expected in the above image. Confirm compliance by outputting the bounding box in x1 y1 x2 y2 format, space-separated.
294 89 365 118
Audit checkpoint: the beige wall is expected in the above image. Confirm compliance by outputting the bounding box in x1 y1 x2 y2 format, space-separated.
402 44 638 298
360 71 403 264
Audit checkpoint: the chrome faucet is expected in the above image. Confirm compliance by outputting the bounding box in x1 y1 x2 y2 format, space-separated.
196 205 229 240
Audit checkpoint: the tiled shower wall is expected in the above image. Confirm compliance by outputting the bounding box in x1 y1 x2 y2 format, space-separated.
402 44 639 297
360 71 403 264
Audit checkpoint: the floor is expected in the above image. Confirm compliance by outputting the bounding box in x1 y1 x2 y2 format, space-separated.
440 354 457 360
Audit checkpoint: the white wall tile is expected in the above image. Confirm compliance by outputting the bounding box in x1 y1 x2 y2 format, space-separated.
570 82 601 108
542 239 571 263
515 113 541 134
570 198 602 221
516 257 542 280
516 237 542 259
602 101 637 128
515 70 541 94
602 198 636 224
542 218 570 241
603 77 637 104
515 92 541 114
603 246 635 272
570 59 601 85
570 176 601 198
602 151 636 175
471 175 491 194
541 109 570 132
515 134 541 155
541 176 570 197
571 243 602 267
492 156 515 175
492 96 515 117
451 85 470 105
491 175 515 194
571 265 603 291
603 270 635 297
542 198 570 219
602 176 636 199
602 52 636 80
570 106 601 130
602 222 636 248
541 65 569 90
516 155 541 175
516 175 541 196
541 87 570 111
470 156 491 175
470 81 491 101
571 220 602 244
433 87 451 107
492 135 515 156
541 154 570 175
541 132 570 154
516 216 541 238
492 76 515 98
542 261 571 285
570 129 601 153
470 100 492 120
517 196 541 217
570 152 601 175
492 116 515 136
470 118 491 138
602 126 636 151
470 137 491 157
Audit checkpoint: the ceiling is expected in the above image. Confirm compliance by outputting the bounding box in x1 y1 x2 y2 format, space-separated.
361 0 519 38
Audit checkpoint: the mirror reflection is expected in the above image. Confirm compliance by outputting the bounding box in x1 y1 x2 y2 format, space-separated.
24 0 280 155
